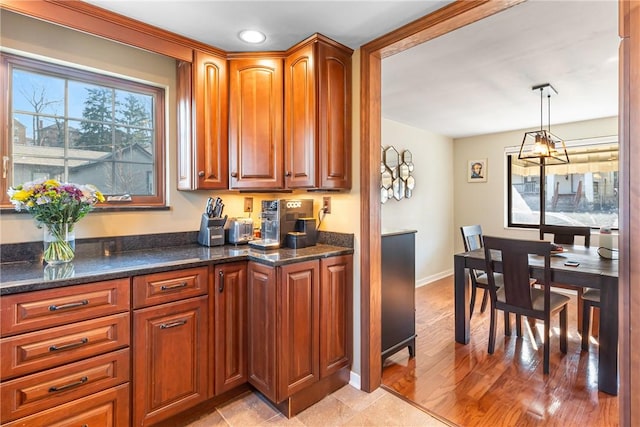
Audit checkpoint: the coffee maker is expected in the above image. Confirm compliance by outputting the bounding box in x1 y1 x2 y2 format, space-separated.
249 199 314 249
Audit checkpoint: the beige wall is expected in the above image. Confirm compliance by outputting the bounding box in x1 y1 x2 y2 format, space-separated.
453 116 619 252
381 119 454 285
0 11 363 374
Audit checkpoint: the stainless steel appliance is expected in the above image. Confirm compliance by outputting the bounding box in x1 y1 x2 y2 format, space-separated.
225 217 254 244
249 199 314 249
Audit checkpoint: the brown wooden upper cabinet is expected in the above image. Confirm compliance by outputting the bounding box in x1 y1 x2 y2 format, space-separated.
177 49 229 190
178 34 352 192
285 35 353 190
228 55 285 189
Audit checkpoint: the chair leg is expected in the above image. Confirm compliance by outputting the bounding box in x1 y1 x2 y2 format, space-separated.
576 288 584 332
504 311 511 336
560 306 567 353
488 308 497 354
480 289 489 313
470 282 477 318
543 317 550 374
516 314 523 337
582 301 591 351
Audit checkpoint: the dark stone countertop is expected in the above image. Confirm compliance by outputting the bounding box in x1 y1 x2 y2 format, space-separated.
0 243 353 296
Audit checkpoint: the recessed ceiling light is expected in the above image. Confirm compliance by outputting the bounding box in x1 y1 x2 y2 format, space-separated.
238 30 266 44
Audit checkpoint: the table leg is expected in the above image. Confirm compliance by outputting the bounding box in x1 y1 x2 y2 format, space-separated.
455 254 470 344
598 277 618 395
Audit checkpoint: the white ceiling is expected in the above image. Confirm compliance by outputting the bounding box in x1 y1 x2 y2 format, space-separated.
83 0 619 139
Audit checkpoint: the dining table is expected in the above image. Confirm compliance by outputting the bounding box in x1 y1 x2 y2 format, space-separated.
454 244 618 395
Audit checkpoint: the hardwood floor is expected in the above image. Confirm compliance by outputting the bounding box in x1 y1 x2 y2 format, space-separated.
381 276 619 426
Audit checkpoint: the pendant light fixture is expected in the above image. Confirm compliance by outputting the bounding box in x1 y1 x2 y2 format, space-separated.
518 83 569 164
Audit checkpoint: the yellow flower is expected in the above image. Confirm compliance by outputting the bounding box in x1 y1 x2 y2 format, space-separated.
44 179 60 188
11 189 31 201
95 191 105 203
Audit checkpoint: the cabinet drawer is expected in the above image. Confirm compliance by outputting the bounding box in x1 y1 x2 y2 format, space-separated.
1 313 130 380
1 278 130 337
1 348 130 423
133 266 208 308
2 383 130 427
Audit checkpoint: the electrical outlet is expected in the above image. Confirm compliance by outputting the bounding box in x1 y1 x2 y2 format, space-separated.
323 196 331 214
244 197 253 213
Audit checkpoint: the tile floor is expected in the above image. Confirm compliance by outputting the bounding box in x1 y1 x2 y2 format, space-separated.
186 385 449 427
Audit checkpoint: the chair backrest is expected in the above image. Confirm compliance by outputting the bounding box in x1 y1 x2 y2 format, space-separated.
460 225 483 252
483 236 552 314
539 224 591 247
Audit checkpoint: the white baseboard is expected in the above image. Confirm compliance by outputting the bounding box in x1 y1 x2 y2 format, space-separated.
349 371 361 390
416 269 453 288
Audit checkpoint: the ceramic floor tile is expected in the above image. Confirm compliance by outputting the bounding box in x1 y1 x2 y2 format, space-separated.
216 391 280 426
293 394 358 427
356 393 446 427
263 413 306 426
186 409 229 427
331 384 387 412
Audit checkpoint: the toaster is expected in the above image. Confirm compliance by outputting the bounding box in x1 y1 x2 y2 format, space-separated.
225 217 254 244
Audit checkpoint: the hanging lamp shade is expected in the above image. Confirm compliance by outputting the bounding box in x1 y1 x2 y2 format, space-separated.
518 83 569 164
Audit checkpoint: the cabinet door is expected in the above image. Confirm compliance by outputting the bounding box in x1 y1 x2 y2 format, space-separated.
228 57 284 189
284 42 316 188
214 262 247 395
278 260 319 399
246 262 277 402
320 255 353 378
177 51 228 190
317 41 352 189
133 296 208 426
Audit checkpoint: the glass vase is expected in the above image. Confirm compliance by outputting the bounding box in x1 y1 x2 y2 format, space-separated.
43 223 75 264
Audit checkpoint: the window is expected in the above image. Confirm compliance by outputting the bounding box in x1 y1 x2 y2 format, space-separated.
508 138 619 229
1 53 165 207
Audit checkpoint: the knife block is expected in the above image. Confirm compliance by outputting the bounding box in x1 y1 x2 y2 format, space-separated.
197 214 227 247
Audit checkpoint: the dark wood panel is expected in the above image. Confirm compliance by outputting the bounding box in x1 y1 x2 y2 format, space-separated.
619 0 640 424
246 262 277 402
1 383 129 427
132 266 208 309
0 349 129 423
194 50 228 189
318 41 352 190
1 313 130 380
1 278 130 337
320 255 353 378
228 57 284 189
214 262 247 395
284 41 316 188
278 260 320 400
133 296 208 426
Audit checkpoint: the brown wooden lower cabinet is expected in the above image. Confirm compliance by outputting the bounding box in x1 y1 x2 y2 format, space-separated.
214 262 248 395
133 295 209 426
247 255 352 417
2 383 130 427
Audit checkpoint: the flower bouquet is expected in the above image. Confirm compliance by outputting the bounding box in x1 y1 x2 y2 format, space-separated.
8 179 104 264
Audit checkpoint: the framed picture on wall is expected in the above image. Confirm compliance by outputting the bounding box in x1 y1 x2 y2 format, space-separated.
467 159 487 183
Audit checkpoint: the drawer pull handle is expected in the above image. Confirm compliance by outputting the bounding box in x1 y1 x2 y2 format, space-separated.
49 337 89 352
219 270 225 293
160 320 187 329
160 282 188 291
49 376 88 392
49 300 89 311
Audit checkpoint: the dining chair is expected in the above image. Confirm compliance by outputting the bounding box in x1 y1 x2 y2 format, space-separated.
539 224 591 331
539 224 591 247
581 288 601 351
460 225 493 317
483 236 569 374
